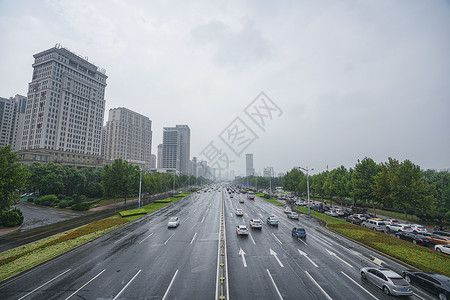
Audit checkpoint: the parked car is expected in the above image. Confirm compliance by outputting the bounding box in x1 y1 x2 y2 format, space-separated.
267 215 279 226
353 214 368 221
362 219 386 231
435 244 450 255
402 270 450 300
236 225 249 235
425 234 450 245
345 215 362 225
382 218 399 225
335 208 345 216
167 217 180 228
325 210 338 217
360 267 413 296
249 219 262 229
292 227 307 239
432 231 450 237
410 224 428 234
287 212 299 219
386 223 412 233
235 208 244 216
395 232 432 246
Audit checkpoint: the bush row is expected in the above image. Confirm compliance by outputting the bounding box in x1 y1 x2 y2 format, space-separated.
0 208 24 227
31 194 91 211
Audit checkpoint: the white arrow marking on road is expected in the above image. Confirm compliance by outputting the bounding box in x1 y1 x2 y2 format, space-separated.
270 248 284 267
245 213 249 217
239 248 247 267
258 213 264 218
326 249 353 268
373 257 385 267
272 233 283 245
298 249 318 267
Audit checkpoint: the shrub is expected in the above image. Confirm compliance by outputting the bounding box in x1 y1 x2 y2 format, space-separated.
34 198 41 205
1 208 24 227
39 195 59 206
58 200 68 208
71 202 90 211
73 195 86 203
27 197 34 203
67 200 74 207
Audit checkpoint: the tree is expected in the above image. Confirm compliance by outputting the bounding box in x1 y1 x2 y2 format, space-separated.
0 145 30 212
350 157 380 214
373 157 400 208
102 159 134 205
282 168 305 193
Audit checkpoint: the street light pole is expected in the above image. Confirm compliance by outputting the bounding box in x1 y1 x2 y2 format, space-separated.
135 168 142 210
173 172 175 198
297 166 314 217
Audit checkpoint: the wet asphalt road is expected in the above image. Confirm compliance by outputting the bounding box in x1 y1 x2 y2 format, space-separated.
0 187 437 299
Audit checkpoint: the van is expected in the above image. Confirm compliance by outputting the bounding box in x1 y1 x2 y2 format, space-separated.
362 219 386 231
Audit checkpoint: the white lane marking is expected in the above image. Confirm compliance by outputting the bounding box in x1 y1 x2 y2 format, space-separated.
313 235 333 246
251 209 255 213
239 248 247 267
190 232 197 245
258 213 264 218
413 292 427 300
201 214 206 223
193 209 197 213
65 269 105 300
341 271 378 300
269 248 284 268
297 237 308 245
326 249 353 268
266 269 283 300
114 232 132 244
164 233 175 244
249 232 256 245
272 233 283 245
18 269 71 300
245 213 249 217
305 271 332 300
162 270 179 300
230 212 233 217
112 269 141 300
139 232 154 244
298 249 318 268
185 216 190 222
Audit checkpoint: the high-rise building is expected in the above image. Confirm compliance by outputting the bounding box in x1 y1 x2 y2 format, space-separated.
103 107 152 168
18 45 107 167
151 154 156 168
161 125 190 174
0 95 27 150
246 153 254 176
157 144 163 168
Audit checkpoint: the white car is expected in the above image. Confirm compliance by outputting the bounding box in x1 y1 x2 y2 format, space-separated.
287 212 299 219
386 223 412 233
236 225 249 235
325 210 338 217
284 207 292 214
235 209 244 216
435 244 450 255
249 219 263 229
410 224 428 234
168 217 180 228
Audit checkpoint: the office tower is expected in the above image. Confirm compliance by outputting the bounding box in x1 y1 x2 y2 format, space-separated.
0 95 27 150
103 107 152 168
162 125 190 174
19 44 107 166
246 153 254 176
151 154 156 168
157 144 163 168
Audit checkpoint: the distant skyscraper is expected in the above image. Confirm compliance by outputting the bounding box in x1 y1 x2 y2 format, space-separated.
162 125 191 174
151 154 156 168
103 107 152 168
0 95 27 150
246 153 254 176
157 144 163 168
18 45 107 167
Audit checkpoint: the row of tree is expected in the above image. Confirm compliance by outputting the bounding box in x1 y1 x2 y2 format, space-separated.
233 175 282 190
282 157 450 222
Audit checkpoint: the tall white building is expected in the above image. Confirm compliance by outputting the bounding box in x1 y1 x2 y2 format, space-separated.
18 45 107 166
0 95 27 150
246 153 254 176
151 154 156 168
162 125 190 175
157 144 163 168
103 107 152 168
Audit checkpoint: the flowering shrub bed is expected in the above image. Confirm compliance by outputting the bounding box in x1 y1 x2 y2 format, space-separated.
119 209 148 217
296 207 450 277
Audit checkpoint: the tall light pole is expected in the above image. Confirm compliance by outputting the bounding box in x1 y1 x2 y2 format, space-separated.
173 172 176 198
135 168 142 210
297 166 314 217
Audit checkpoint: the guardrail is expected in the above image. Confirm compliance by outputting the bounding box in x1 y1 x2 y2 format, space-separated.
216 189 229 300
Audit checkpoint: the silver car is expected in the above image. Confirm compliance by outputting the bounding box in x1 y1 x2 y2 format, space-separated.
360 267 413 296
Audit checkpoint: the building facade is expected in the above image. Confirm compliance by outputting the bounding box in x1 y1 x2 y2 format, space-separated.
18 44 107 166
161 125 190 175
102 107 152 168
157 143 163 168
0 95 27 150
246 153 254 176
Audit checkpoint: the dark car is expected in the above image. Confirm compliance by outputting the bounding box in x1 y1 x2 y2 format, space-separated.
345 215 362 225
402 270 450 300
433 231 450 237
395 232 431 246
292 227 307 238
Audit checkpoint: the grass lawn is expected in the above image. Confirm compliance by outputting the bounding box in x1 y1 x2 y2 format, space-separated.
255 193 284 206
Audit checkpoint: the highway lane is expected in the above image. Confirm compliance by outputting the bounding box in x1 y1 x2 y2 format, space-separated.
0 189 222 300
225 191 435 300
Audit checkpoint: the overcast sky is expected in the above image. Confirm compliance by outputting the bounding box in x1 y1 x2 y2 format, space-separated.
1 0 449 177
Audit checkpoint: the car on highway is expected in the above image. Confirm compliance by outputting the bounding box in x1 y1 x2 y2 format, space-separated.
345 215 362 225
167 217 180 228
235 208 244 216
287 212 299 219
386 223 413 233
267 215 279 226
284 207 292 214
362 219 386 231
247 191 255 200
249 219 262 229
360 267 413 296
410 224 428 234
382 218 399 225
353 214 368 222
230 194 233 198
239 198 245 203
292 227 307 239
236 225 249 235
435 244 450 255
394 232 431 246
402 270 450 300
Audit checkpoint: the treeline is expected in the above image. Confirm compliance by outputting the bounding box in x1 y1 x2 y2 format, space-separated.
233 175 283 190
283 157 450 223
